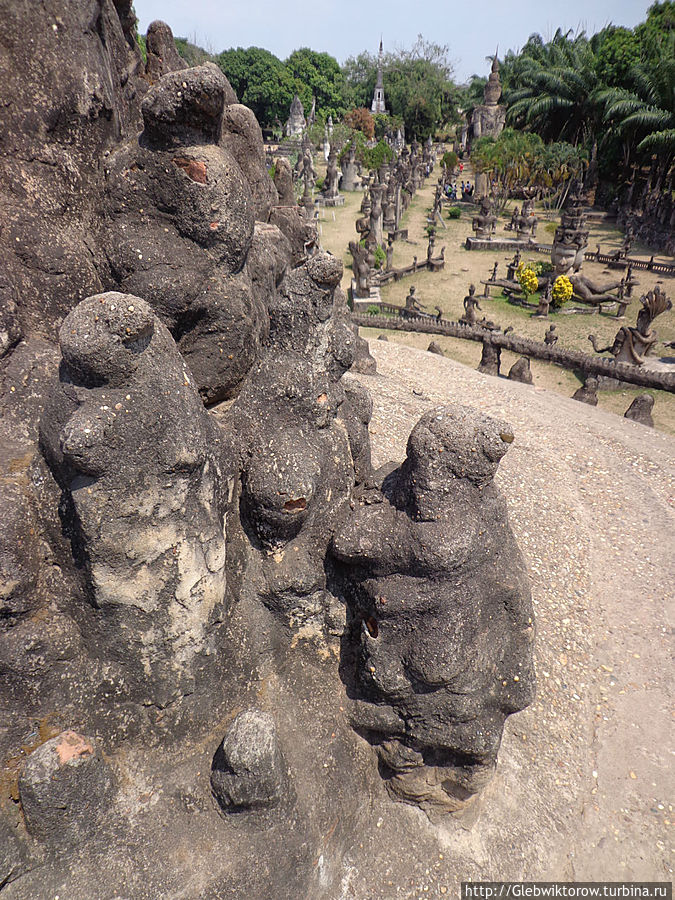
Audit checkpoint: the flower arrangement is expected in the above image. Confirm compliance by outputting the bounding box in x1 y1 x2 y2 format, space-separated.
516 261 539 296
552 274 573 306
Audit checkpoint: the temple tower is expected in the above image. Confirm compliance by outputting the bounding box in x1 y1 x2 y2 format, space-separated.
371 39 388 115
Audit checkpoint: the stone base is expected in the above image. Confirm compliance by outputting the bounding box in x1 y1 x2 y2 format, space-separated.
466 237 538 251
317 195 345 207
350 279 381 306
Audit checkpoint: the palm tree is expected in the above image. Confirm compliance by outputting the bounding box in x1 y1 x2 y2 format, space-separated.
599 33 675 179
504 30 604 149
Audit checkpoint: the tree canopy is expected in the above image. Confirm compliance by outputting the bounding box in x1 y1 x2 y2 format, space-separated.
216 47 296 128
343 36 460 140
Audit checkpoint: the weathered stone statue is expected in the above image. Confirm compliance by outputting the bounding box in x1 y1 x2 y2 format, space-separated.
507 249 522 281
470 53 506 140
285 93 305 137
385 237 395 271
508 357 533 384
322 144 340 201
39 294 229 707
472 198 497 240
589 286 672 365
461 284 482 325
506 206 519 232
369 182 386 247
534 282 552 318
349 239 371 298
331 406 535 817
404 285 426 317
145 19 188 83
572 377 599 405
624 394 655 427
0 9 537 892
544 324 558 346
515 200 538 241
340 142 359 191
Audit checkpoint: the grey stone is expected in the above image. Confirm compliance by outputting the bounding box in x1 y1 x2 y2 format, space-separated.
508 357 533 384
145 20 188 82
39 294 229 707
0 813 27 889
331 404 535 817
624 393 655 427
572 378 599 405
477 338 502 376
211 710 284 810
427 341 444 356
19 731 116 846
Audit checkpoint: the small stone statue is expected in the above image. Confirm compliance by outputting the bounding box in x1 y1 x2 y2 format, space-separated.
385 238 394 272
544 324 558 346
472 198 497 240
572 377 599 405
490 261 498 282
506 249 521 282
534 282 552 318
426 231 435 261
624 394 654 427
461 284 482 326
404 286 426 317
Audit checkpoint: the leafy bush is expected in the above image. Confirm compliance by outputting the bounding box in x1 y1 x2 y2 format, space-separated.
441 150 458 171
366 304 381 315
447 206 461 219
552 275 573 308
516 261 539 296
315 176 325 192
373 245 386 269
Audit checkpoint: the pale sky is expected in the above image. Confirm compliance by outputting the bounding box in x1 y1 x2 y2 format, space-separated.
133 0 651 83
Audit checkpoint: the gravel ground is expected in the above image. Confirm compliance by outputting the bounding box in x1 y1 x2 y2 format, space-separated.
339 339 674 897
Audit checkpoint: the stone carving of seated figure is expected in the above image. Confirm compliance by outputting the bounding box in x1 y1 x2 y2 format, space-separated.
472 198 497 240
330 405 535 818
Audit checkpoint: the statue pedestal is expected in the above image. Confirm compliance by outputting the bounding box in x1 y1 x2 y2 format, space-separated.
317 195 345 207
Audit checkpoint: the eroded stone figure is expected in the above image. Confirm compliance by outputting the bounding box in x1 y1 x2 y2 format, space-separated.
98 63 284 405
39 294 228 706
331 406 535 817
472 198 497 240
589 286 672 364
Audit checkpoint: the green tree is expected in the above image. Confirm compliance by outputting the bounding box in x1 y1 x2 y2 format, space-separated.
599 35 675 176
343 36 460 141
285 48 349 121
505 30 604 148
216 47 295 128
471 128 586 211
342 51 378 108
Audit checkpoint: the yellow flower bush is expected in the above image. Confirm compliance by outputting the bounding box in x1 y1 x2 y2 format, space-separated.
552 274 573 305
516 262 539 296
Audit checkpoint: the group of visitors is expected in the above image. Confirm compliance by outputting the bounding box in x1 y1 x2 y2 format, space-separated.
444 180 474 201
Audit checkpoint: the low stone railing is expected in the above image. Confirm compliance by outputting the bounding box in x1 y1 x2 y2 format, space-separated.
352 313 675 393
